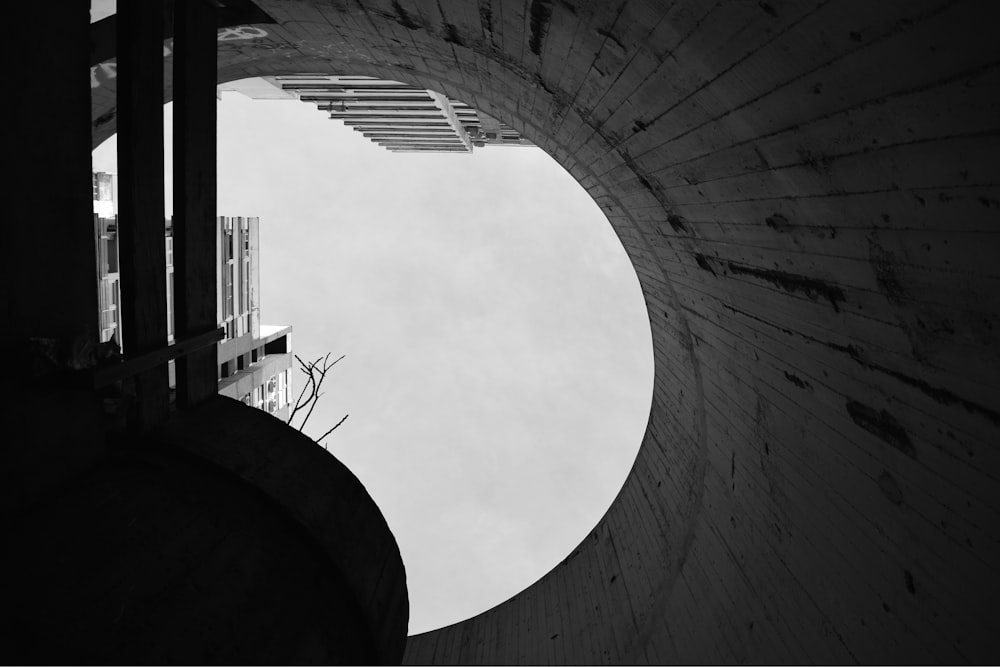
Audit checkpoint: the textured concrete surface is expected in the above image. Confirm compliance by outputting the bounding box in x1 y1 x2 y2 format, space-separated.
86 1 1000 663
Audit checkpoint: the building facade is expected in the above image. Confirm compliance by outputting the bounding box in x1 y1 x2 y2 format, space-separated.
218 74 533 153
93 172 293 421
93 172 120 344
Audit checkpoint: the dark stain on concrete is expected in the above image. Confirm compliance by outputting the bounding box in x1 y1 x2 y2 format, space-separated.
849 31 863 42
596 28 625 53
550 634 559 640
533 73 556 99
869 240 906 305
877 470 904 505
620 150 692 242
725 300 1000 426
797 147 833 173
633 119 647 133
442 23 464 46
827 339 1000 427
765 213 790 231
758 1 778 17
783 371 811 390
846 401 915 458
755 397 789 542
694 254 717 276
667 213 687 233
609 574 617 583
391 0 420 30
478 1 493 34
904 570 916 595
94 110 116 127
841 344 999 426
529 0 552 55
727 262 845 312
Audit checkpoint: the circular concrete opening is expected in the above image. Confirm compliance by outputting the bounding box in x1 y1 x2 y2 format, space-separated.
91 83 654 633
217 87 656 633
83 3 999 662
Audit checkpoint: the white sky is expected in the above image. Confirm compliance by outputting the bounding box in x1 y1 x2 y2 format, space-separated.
92 87 653 634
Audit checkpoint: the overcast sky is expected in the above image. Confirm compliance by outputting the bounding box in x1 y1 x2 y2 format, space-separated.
93 82 653 633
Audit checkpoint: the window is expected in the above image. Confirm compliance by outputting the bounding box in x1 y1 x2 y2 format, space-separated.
222 218 234 262
107 236 118 273
241 258 250 314
277 371 287 409
264 336 287 355
166 270 175 342
223 264 234 320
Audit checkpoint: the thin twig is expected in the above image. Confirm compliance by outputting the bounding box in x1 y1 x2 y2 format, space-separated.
316 413 349 444
287 353 347 437
287 354 321 425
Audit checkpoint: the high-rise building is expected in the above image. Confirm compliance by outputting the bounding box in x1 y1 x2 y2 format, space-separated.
218 75 533 153
92 172 294 421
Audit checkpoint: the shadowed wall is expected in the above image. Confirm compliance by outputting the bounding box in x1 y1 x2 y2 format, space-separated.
1 394 408 664
87 1 999 663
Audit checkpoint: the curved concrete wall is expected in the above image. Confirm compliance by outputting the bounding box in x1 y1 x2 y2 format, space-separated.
2 395 408 664
90 1 999 662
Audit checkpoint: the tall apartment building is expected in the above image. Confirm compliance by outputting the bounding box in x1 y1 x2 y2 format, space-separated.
218 74 533 153
93 172 294 421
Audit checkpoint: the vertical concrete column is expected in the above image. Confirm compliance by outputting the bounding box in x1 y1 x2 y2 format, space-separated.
116 0 169 428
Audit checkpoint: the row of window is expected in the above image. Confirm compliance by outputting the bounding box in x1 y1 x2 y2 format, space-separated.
220 217 253 342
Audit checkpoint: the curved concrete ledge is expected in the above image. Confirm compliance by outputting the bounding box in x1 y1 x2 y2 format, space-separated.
1 396 408 664
152 395 410 663
86 1 1000 663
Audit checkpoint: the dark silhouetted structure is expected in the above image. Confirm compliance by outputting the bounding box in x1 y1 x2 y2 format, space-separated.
5 0 999 664
5 2 406 664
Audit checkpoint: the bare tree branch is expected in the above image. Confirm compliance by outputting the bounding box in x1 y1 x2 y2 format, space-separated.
286 352 348 446
286 353 322 425
287 355 313 418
